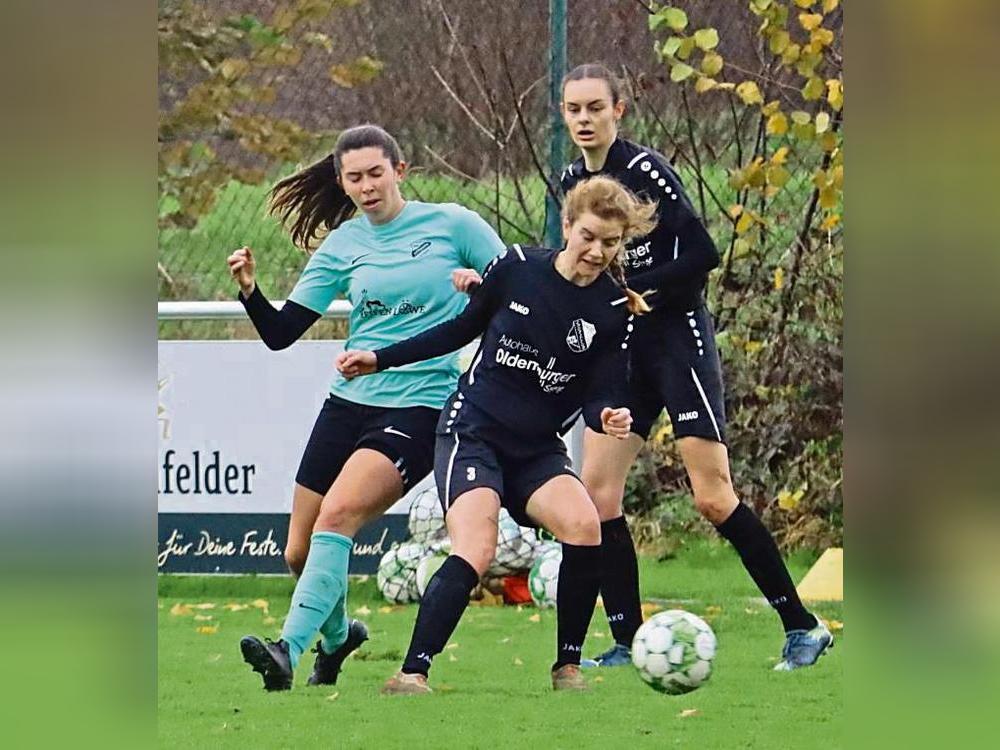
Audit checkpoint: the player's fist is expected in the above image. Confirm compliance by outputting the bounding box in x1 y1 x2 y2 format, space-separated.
451 268 482 294
601 407 632 440
227 246 257 297
336 350 378 380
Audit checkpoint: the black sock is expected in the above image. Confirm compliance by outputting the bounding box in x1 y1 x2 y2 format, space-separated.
401 555 479 676
554 542 602 669
599 516 643 647
715 503 815 632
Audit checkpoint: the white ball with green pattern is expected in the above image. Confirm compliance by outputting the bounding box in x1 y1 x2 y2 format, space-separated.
488 508 536 576
528 545 561 608
415 553 448 599
376 542 424 604
407 488 445 545
631 610 717 694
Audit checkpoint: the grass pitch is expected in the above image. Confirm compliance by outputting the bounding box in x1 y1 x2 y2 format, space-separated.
158 538 842 748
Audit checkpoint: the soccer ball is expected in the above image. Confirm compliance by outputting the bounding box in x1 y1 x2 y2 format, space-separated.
415 553 448 599
376 542 424 604
488 509 537 577
631 610 717 694
528 545 561 608
407 488 445 544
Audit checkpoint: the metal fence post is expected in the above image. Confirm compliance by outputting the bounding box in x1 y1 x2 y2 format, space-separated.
544 0 567 250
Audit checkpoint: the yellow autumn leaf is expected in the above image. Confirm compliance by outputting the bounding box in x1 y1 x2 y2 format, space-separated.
679 709 701 718
592 676 605 683
819 185 839 209
777 489 797 510
170 603 193 616
744 341 764 354
802 76 824 101
815 111 831 134
378 606 394 614
766 112 788 136
191 602 216 610
641 602 663 617
766 164 790 188
219 58 250 81
354 605 372 616
445 642 459 650
670 62 695 82
799 13 823 31
694 76 717 94
745 608 759 615
528 613 541 623
736 80 764 106
762 100 781 117
663 7 688 31
326 691 340 701
772 146 791 165
791 110 811 125
827 78 844 111
821 213 841 231
448 653 458 662
811 28 834 47
823 0 840 12
262 616 277 625
773 267 785 290
591 631 607 639
781 43 801 65
513 657 524 666
223 603 249 612
728 204 744 219
194 614 214 622
251 599 269 611
735 211 754 236
769 30 790 55
829 619 844 631
653 423 673 444
794 0 815 7
196 625 219 635
704 605 723 616
693 28 719 50
732 238 751 258
700 51 724 77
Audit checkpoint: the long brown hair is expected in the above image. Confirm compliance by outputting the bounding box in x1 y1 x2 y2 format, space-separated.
562 176 657 315
268 124 404 251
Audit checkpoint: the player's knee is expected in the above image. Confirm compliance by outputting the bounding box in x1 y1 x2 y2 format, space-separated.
563 511 601 546
314 500 365 537
582 475 625 521
458 545 494 576
284 546 307 577
692 485 738 525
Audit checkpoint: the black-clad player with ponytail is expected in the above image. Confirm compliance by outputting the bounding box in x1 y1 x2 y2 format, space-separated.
559 64 832 672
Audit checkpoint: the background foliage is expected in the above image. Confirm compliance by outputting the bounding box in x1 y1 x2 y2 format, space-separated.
158 0 842 549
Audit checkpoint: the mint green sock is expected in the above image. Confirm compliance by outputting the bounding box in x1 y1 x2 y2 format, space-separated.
280 531 352 669
318 587 349 655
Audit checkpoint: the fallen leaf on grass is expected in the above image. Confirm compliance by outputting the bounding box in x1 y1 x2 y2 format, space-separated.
448 653 458 662
170 603 193 617
499 637 511 644
516 605 523 612
590 631 607 639
829 619 844 631
354 605 372 616
326 692 340 701
640 602 662 617
251 599 269 611
744 608 758 615
378 606 395 614
528 613 541 623
208 654 222 662
513 657 523 666
194 615 214 621
444 643 459 650
224 603 249 612
196 625 219 635
191 603 216 610
679 709 699 718
592 676 604 683
704 605 722 616
262 616 277 625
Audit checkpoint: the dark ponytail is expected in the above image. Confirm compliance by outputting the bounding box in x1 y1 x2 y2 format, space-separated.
268 124 404 251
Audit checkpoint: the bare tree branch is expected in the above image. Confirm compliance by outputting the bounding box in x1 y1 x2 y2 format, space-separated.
430 65 500 145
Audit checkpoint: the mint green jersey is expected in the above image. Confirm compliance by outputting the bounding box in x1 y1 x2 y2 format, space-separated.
288 201 504 409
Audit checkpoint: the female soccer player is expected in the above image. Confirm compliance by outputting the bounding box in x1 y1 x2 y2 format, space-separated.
337 176 655 693
559 64 831 671
228 124 505 690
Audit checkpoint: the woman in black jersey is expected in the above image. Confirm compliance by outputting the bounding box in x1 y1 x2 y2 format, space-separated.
558 64 831 672
337 177 656 693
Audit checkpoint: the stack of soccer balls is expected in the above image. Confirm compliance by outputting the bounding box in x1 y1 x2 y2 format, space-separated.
630 609 717 694
376 488 557 604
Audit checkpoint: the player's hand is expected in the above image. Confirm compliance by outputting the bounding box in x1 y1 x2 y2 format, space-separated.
452 268 482 294
336 350 378 379
601 407 632 440
227 246 257 297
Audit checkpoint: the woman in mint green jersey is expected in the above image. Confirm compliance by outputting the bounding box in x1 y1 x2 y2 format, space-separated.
226 124 504 691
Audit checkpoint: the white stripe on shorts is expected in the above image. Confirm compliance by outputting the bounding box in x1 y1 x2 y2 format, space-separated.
444 432 461 509
690 367 722 442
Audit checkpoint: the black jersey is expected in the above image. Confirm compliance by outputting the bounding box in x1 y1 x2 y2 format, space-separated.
375 245 632 438
560 137 720 314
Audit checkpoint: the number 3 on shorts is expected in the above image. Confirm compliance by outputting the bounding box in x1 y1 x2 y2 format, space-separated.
466 466 477 481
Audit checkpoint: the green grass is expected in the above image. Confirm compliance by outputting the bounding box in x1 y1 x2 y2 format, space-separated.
158 538 842 748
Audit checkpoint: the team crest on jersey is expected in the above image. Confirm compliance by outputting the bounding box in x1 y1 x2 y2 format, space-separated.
566 319 596 353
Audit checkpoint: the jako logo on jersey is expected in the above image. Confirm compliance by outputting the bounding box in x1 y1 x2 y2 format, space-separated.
409 240 432 258
677 410 699 422
566 318 597 353
509 301 530 316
